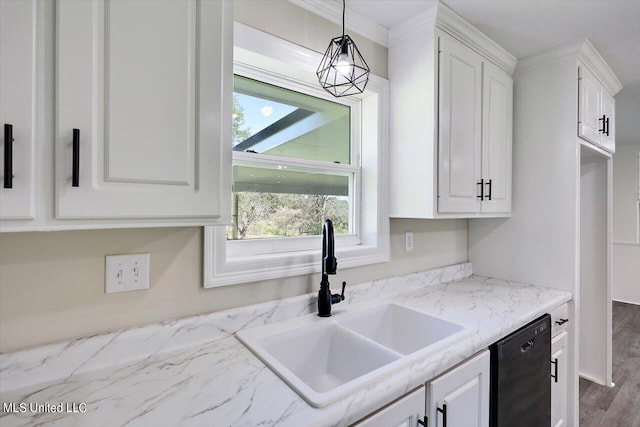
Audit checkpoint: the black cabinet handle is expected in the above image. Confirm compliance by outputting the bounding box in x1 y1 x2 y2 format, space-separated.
72 128 80 187
4 124 13 189
437 404 447 427
605 116 610 136
551 358 558 383
599 115 606 133
485 179 492 201
417 415 428 427
477 179 484 200
555 318 569 326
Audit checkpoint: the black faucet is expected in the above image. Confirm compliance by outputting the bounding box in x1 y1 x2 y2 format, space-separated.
318 219 346 317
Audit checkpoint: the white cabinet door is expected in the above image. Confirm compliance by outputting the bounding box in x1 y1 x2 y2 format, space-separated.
428 350 490 427
551 331 568 427
354 387 425 427
600 89 615 153
481 62 512 214
578 66 602 146
56 0 231 221
0 0 37 220
438 35 483 214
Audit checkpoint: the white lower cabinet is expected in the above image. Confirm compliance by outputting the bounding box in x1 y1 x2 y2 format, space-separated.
353 386 425 427
551 331 568 427
427 350 490 427
354 350 490 427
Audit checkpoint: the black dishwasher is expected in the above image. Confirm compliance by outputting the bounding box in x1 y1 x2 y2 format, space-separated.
489 314 551 427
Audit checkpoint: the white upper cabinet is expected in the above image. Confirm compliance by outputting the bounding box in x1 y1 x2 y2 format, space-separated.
578 65 616 153
481 61 513 214
437 36 513 215
438 35 483 214
1 0 231 231
600 89 615 152
56 0 231 221
389 4 516 219
578 66 602 145
0 0 37 220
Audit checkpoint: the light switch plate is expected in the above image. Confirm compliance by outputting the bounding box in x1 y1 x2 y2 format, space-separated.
105 253 150 293
405 232 414 252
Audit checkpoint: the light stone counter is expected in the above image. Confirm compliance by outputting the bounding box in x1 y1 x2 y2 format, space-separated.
0 263 571 427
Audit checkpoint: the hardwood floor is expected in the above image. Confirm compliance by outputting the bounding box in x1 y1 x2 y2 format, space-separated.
579 301 640 426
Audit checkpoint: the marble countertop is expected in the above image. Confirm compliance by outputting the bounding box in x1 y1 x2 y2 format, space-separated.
0 263 571 427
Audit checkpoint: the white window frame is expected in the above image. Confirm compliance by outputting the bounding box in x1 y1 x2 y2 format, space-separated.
204 22 389 288
228 64 362 255
229 151 361 256
637 151 640 200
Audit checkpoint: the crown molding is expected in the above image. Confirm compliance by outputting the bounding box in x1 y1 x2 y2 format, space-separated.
516 43 583 73
288 0 389 47
388 2 516 74
577 39 623 96
434 3 517 74
292 1 521 74
388 7 437 47
516 39 623 96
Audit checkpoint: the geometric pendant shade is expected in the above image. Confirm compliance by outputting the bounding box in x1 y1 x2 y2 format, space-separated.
317 34 370 97
316 0 370 97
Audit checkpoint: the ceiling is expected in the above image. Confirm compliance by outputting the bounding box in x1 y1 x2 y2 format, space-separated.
345 0 640 146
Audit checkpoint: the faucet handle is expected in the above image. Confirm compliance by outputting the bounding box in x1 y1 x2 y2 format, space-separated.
331 281 347 305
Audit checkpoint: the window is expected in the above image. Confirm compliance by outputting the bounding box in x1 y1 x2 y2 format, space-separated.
228 75 358 243
204 23 389 287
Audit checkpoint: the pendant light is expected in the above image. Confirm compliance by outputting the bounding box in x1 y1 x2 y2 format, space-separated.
317 0 370 97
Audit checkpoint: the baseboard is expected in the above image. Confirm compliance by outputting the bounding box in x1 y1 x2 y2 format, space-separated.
579 373 611 387
613 298 640 306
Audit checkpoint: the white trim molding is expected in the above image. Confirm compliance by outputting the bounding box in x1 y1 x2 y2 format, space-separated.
434 3 517 74
388 3 517 74
288 0 389 47
577 39 623 96
518 39 623 97
204 23 390 288
289 0 517 74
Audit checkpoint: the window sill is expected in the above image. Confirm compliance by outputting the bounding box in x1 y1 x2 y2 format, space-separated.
204 227 389 287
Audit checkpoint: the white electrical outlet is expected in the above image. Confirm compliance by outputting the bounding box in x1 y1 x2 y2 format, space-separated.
105 253 150 293
405 231 414 252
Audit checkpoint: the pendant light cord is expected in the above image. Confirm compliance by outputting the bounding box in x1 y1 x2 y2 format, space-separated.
342 0 345 40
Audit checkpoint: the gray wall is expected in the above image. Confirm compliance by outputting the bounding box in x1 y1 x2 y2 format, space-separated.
612 144 640 304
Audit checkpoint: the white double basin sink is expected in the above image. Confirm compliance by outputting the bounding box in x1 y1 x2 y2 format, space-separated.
236 302 470 407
